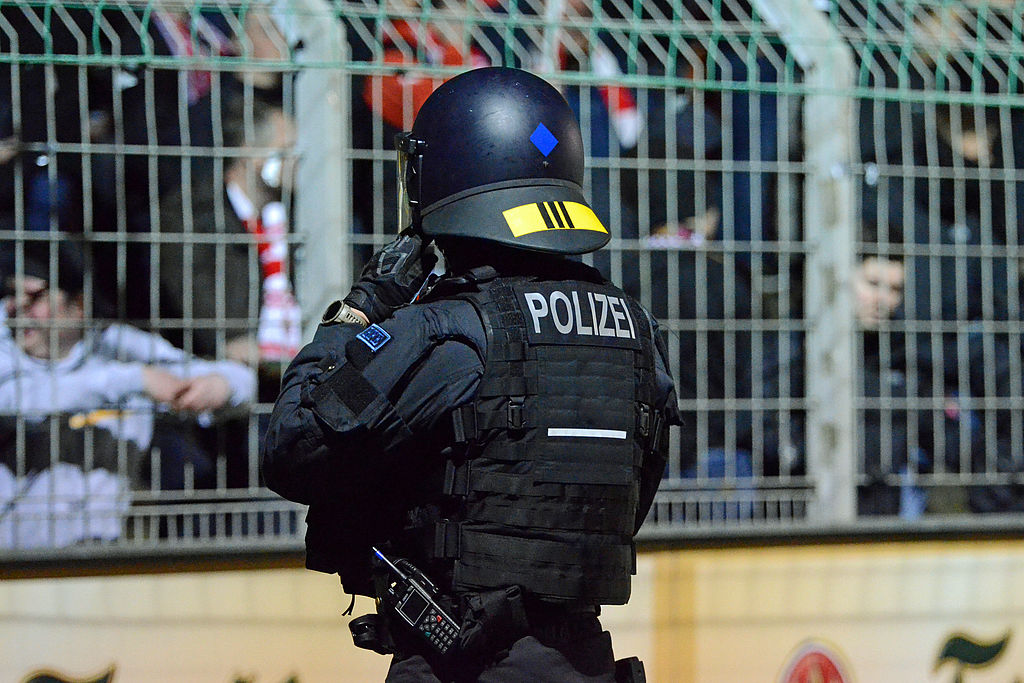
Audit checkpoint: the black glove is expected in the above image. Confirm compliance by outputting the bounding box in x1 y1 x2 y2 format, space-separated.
343 230 437 324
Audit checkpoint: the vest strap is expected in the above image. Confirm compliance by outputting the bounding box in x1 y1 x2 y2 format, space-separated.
464 493 634 534
443 460 469 497
451 404 478 444
433 520 462 559
455 527 633 603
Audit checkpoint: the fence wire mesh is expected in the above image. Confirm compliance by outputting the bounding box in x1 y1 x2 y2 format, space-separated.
1 0 1023 562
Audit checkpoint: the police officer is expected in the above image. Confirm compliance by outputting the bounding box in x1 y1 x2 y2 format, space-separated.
262 66 679 683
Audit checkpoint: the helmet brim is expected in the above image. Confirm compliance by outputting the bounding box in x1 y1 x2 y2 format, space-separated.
419 179 610 255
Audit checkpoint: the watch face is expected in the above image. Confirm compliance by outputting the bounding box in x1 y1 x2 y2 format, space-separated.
322 300 343 323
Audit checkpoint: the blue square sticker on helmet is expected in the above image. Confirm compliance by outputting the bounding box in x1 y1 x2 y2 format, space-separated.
530 123 559 157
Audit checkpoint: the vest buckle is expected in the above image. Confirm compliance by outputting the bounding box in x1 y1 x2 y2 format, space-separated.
636 402 652 438
507 396 525 430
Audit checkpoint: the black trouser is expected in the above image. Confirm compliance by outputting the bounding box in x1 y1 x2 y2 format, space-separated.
384 609 617 683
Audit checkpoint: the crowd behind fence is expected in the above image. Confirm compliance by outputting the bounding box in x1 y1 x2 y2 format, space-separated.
1 0 1023 561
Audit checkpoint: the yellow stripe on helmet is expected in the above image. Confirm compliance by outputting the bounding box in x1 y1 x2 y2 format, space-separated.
503 201 608 238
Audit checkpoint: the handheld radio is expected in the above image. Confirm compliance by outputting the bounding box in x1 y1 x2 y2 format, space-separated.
372 546 461 654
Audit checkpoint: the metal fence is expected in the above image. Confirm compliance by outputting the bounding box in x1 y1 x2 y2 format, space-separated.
1 0 1024 563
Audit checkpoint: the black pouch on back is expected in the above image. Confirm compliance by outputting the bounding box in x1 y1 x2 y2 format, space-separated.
457 585 529 658
349 613 395 655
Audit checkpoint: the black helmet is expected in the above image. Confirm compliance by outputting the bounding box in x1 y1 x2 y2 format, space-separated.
396 66 609 255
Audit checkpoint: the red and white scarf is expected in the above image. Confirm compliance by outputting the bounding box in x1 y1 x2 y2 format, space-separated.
227 183 302 362
153 11 236 105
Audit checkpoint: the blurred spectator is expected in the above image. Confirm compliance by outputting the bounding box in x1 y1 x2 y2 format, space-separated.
713 45 783 273
157 97 296 364
625 67 724 247
957 328 1024 513
532 0 644 237
89 6 286 211
671 246 757 521
363 1 490 131
0 6 94 234
892 101 1024 250
662 246 755 474
231 108 302 365
863 179 1015 480
91 7 237 209
347 0 492 250
862 180 1011 324
847 249 934 516
860 177 1024 513
1 5 290 320
615 54 725 301
615 34 785 284
89 6 290 320
0 241 256 548
818 2 1024 516
638 235 756 522
752 225 996 517
854 3 1024 249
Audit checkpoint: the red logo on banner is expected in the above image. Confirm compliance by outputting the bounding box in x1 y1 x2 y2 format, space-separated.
779 641 853 683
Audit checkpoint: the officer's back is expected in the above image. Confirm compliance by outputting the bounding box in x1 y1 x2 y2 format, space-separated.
262 66 679 683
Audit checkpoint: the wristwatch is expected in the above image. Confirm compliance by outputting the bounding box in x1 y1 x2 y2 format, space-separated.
321 300 368 327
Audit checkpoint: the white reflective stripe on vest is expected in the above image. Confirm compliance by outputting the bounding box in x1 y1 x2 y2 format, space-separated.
547 428 628 439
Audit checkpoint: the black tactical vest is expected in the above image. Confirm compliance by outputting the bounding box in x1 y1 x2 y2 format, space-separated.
423 269 658 605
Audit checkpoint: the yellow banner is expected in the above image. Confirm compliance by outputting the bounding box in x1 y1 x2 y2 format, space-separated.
649 540 1024 683
4 541 1024 682
0 568 388 683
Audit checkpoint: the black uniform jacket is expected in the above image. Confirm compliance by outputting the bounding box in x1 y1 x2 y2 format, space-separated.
261 267 679 587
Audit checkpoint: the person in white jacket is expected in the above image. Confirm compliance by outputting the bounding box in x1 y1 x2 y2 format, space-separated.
0 241 256 548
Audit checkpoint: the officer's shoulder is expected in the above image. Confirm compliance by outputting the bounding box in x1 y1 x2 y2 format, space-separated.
402 295 478 316
388 298 485 334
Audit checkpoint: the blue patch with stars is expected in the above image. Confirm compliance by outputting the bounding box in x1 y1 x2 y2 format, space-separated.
530 123 559 157
356 324 391 352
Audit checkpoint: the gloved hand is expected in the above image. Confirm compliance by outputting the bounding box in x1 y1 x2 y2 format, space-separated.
343 230 438 324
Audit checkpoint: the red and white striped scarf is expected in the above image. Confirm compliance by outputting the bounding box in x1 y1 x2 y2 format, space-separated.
587 43 643 149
